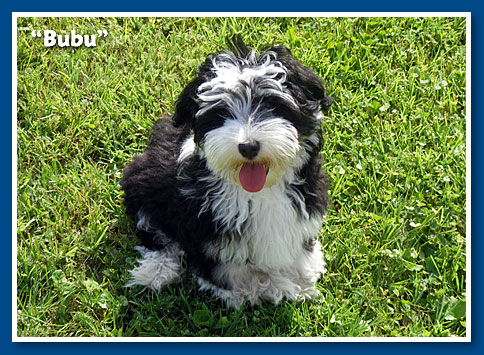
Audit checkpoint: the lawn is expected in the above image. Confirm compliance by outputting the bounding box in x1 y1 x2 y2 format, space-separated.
16 16 467 337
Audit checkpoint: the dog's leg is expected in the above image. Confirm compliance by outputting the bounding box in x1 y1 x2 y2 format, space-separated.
289 239 326 299
261 240 326 303
198 241 326 308
126 243 185 291
197 263 269 309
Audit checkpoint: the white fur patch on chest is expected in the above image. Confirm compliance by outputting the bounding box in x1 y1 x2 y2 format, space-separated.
203 179 322 270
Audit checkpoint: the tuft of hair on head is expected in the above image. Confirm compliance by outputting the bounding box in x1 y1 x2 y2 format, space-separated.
227 34 251 59
172 35 333 130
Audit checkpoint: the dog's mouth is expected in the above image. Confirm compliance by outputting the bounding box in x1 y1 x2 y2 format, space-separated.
238 162 269 193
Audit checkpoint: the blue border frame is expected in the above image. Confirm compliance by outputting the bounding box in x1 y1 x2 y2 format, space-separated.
5 1 480 353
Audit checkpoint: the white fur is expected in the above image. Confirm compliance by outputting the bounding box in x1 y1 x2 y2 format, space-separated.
177 134 196 164
198 240 326 309
127 211 185 290
203 117 301 188
126 245 185 291
200 178 322 269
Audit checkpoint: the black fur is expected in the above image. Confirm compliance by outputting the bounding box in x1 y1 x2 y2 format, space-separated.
121 120 222 283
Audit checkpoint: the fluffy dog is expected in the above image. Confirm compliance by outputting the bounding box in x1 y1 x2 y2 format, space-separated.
121 37 333 308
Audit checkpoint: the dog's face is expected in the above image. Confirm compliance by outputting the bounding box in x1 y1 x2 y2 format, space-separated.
174 44 332 192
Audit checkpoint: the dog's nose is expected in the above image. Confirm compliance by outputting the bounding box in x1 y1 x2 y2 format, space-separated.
238 140 260 160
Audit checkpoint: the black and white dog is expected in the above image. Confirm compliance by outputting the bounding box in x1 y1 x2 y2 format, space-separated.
121 37 332 308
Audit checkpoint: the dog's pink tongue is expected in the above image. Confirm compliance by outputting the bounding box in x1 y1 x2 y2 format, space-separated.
239 163 266 193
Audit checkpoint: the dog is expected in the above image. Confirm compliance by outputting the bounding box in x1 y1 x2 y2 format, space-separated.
120 37 333 308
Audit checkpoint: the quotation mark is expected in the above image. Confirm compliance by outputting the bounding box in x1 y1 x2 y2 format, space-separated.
31 30 42 38
97 29 108 37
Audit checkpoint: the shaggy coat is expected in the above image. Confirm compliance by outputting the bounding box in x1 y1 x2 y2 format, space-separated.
121 39 332 308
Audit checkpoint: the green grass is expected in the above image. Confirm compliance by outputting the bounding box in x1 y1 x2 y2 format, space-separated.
16 17 467 337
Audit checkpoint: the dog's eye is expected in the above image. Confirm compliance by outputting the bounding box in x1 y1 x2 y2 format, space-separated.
273 72 285 81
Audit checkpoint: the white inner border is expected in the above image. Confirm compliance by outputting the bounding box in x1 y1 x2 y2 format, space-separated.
12 12 471 343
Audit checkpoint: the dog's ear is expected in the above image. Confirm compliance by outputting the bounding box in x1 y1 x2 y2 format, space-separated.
270 46 333 113
172 78 203 128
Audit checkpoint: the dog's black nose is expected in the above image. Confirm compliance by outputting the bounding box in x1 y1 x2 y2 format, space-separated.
238 140 260 160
